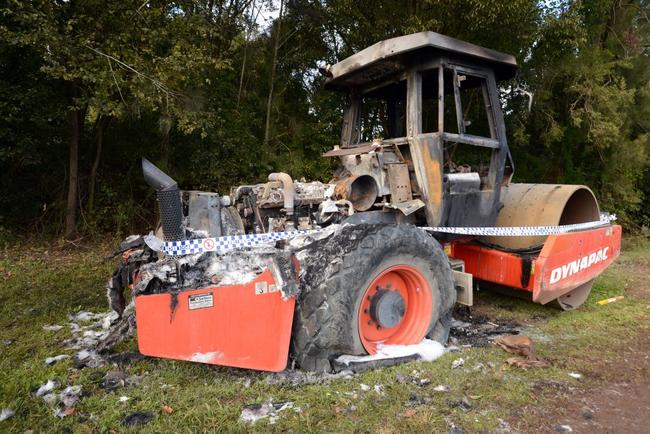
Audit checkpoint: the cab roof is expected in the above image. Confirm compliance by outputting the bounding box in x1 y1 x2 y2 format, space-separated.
325 31 518 91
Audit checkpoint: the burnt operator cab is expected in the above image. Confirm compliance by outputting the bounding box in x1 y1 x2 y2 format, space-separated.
323 31 517 228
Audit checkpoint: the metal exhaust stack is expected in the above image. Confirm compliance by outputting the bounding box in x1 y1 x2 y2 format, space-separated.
142 158 185 241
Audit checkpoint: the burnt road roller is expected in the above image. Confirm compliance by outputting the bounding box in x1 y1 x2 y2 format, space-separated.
107 31 621 372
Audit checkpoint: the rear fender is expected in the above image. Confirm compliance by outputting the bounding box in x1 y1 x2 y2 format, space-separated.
135 269 295 372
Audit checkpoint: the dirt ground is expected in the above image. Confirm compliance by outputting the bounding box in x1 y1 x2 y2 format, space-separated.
517 246 650 434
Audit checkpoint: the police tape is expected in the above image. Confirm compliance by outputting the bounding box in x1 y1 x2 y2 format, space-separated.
143 213 616 256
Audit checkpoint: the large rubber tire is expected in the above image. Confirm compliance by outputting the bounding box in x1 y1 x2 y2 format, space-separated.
291 224 456 372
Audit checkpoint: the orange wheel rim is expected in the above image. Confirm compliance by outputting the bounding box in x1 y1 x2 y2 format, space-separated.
358 265 433 354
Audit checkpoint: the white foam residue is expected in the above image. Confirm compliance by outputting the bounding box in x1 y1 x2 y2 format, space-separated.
335 339 446 365
190 351 222 363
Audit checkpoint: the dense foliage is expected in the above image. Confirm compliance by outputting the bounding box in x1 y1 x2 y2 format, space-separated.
0 0 648 238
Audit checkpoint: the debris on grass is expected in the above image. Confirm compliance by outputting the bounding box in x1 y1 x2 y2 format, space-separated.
396 373 431 387
264 369 353 386
45 355 69 365
451 358 465 369
106 351 145 366
554 424 573 432
406 393 433 406
239 400 298 424
2 339 12 347
596 295 624 305
447 398 473 412
74 349 104 369
373 384 384 395
359 383 370 392
65 303 137 363
43 324 64 332
433 384 450 393
121 411 154 427
161 405 173 415
58 385 82 408
450 309 521 347
98 370 141 391
505 357 551 369
495 335 551 369
53 407 75 419
119 396 129 402
568 372 582 380
0 408 15 421
35 379 59 397
495 335 534 356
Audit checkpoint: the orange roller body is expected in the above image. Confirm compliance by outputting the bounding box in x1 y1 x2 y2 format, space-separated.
452 225 621 304
134 269 295 372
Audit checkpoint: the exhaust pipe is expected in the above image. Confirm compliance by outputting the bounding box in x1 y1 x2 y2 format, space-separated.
142 158 185 241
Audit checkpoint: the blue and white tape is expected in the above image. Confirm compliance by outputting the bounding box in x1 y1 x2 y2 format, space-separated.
143 213 616 257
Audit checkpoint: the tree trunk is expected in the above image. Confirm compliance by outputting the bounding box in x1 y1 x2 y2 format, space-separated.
237 0 256 108
65 106 84 240
263 0 284 145
88 115 110 212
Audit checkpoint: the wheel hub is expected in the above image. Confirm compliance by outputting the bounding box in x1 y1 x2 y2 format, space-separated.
369 289 405 328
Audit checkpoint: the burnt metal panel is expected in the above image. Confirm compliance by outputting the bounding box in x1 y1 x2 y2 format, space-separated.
323 143 378 157
326 31 518 90
408 134 444 226
387 164 412 203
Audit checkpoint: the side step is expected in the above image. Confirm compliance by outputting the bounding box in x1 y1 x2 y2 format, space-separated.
449 257 473 306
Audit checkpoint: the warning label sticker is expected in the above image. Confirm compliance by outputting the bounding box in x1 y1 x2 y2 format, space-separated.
188 293 214 310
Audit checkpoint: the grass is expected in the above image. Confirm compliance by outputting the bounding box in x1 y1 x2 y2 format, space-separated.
0 238 648 433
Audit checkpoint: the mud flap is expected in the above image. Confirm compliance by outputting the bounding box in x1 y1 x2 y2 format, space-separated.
134 269 295 372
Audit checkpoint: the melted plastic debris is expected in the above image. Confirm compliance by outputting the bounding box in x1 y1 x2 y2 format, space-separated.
64 302 136 363
396 373 431 387
35 380 59 397
0 408 15 421
239 400 300 424
121 411 154 427
74 349 104 369
45 355 69 365
58 385 82 408
335 339 446 366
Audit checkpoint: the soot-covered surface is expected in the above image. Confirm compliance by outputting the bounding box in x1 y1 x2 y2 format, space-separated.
449 306 521 347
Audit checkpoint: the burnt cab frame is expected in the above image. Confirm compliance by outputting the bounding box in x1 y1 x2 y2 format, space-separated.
338 56 514 228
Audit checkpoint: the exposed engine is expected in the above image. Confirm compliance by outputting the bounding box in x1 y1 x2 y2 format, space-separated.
231 177 353 233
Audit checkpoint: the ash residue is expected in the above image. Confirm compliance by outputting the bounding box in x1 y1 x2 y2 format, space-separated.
449 306 521 347
133 246 301 298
